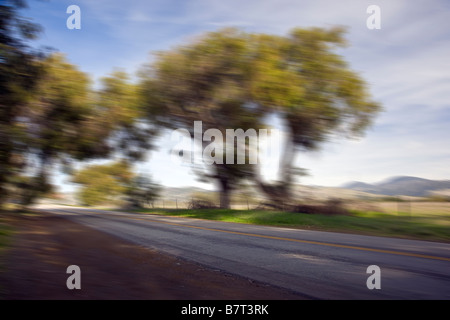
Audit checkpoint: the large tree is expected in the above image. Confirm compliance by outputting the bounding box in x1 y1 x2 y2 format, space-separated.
0 0 44 205
1 1 156 207
10 53 111 205
141 28 265 208
141 27 381 208
16 58 157 206
251 27 382 204
1 9 154 206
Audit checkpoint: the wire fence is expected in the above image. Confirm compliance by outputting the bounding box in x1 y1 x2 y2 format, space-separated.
147 198 257 210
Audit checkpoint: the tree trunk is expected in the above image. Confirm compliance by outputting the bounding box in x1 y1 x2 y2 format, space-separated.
0 177 7 208
218 177 231 209
253 131 296 206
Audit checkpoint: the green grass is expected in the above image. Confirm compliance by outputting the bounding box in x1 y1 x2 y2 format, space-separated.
0 217 13 252
0 212 14 290
132 207 450 243
0 212 17 297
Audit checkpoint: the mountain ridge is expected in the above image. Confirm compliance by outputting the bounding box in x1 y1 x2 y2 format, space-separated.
341 176 450 197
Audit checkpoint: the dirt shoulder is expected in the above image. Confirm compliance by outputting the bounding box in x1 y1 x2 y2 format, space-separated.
0 211 307 300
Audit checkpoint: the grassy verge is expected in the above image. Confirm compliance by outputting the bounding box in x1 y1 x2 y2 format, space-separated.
0 211 15 296
132 208 450 243
0 214 13 254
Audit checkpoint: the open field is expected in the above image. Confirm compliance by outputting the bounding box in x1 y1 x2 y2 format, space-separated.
374 201 450 215
134 201 450 243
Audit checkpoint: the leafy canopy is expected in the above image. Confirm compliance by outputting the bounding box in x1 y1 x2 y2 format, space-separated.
141 27 381 206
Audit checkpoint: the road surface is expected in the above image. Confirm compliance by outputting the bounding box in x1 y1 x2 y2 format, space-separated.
39 206 450 299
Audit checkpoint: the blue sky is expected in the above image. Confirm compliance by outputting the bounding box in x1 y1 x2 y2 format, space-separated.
21 0 450 190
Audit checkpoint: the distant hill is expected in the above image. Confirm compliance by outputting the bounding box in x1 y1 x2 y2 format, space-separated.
137 176 450 206
341 181 379 194
159 186 216 200
342 176 450 197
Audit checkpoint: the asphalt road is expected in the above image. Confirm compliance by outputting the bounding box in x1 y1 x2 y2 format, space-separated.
40 206 450 299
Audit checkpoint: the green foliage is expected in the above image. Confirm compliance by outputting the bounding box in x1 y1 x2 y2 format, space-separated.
282 27 381 147
1 52 156 207
2 11 380 210
141 27 381 208
4 53 125 207
0 1 157 207
0 215 13 259
26 55 155 165
72 161 160 207
25 53 94 160
0 0 44 205
138 208 450 242
72 161 134 206
97 71 156 161
126 175 161 208
9 174 53 206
